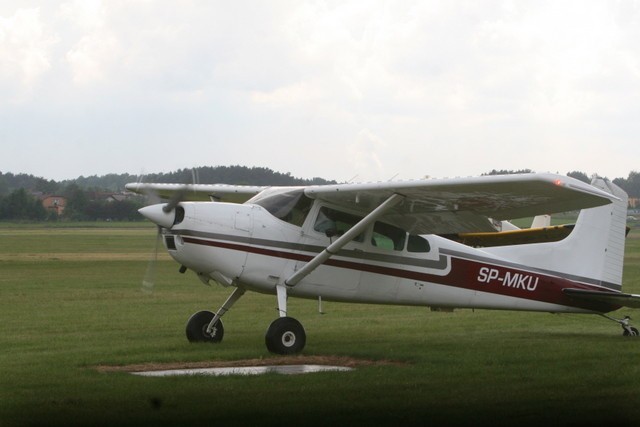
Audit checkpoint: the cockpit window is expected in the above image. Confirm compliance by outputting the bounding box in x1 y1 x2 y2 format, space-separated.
252 189 313 227
371 221 406 251
314 206 365 242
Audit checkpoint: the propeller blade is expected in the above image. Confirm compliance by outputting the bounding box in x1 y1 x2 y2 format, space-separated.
142 226 162 293
162 167 199 213
135 173 163 205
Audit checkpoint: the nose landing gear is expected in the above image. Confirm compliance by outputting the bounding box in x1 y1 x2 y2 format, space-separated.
186 310 224 342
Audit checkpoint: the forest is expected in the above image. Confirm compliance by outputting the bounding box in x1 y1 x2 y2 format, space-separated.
0 166 335 221
0 166 638 221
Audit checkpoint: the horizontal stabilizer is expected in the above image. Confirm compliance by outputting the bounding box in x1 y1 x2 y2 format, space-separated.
443 224 575 247
563 288 640 309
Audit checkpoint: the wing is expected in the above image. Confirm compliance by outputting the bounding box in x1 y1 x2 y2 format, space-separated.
125 183 265 204
304 173 616 234
563 289 640 309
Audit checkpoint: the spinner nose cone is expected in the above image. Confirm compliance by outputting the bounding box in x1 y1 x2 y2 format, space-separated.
138 204 175 229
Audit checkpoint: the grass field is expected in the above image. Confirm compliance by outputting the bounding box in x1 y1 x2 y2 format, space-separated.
2 222 640 426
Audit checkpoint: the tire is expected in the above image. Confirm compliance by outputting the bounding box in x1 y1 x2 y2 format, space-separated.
185 310 224 343
623 327 639 337
265 317 306 355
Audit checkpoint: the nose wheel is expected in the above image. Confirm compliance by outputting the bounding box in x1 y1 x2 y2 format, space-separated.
186 310 224 343
265 317 306 355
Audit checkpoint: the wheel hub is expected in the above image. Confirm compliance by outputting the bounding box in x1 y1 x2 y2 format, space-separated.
203 324 217 338
281 331 296 347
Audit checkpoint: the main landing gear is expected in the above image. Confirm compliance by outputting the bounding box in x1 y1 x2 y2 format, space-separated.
601 314 639 336
265 317 306 354
185 285 307 355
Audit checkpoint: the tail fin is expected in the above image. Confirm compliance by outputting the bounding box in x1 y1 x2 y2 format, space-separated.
569 178 628 289
486 178 628 291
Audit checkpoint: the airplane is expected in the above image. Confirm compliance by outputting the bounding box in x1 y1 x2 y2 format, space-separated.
125 173 640 355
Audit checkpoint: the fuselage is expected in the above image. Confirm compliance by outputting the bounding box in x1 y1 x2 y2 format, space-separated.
158 194 618 315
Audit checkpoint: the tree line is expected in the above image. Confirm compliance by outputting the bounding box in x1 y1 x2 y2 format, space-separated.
1 167 639 221
0 184 144 221
0 166 336 221
0 166 336 195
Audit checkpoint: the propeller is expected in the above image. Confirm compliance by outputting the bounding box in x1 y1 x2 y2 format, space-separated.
136 173 163 294
137 167 200 293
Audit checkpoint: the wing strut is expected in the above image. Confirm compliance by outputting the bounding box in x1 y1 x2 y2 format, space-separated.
285 193 405 288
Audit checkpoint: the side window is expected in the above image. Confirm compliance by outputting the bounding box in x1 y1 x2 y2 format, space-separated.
313 207 364 242
407 234 430 253
371 222 406 251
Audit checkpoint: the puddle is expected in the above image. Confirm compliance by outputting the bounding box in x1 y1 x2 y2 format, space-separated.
131 364 354 377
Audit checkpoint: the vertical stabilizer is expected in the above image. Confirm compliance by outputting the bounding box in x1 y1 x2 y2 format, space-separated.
486 178 628 291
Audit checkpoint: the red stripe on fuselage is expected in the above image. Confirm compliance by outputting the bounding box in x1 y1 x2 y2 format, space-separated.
181 236 618 312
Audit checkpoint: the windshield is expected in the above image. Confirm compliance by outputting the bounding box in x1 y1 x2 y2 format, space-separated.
251 188 313 227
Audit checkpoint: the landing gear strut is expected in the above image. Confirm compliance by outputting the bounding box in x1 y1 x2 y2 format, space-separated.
601 314 639 336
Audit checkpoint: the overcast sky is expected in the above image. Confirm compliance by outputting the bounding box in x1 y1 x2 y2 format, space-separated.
1 1 639 183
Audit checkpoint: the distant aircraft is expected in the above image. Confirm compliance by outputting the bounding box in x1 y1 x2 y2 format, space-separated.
126 173 639 354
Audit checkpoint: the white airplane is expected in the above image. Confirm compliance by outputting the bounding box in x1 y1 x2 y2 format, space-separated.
126 173 640 354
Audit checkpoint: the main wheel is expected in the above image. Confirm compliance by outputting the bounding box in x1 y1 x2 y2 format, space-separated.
265 317 306 355
186 310 224 343
623 327 639 337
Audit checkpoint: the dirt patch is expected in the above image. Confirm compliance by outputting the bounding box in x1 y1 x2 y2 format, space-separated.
96 355 404 373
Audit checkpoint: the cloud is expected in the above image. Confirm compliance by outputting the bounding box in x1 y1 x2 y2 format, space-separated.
1 1 640 182
66 30 119 85
0 8 57 96
347 128 387 180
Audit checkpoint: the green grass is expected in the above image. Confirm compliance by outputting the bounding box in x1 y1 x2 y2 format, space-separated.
0 220 154 229
2 224 640 426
